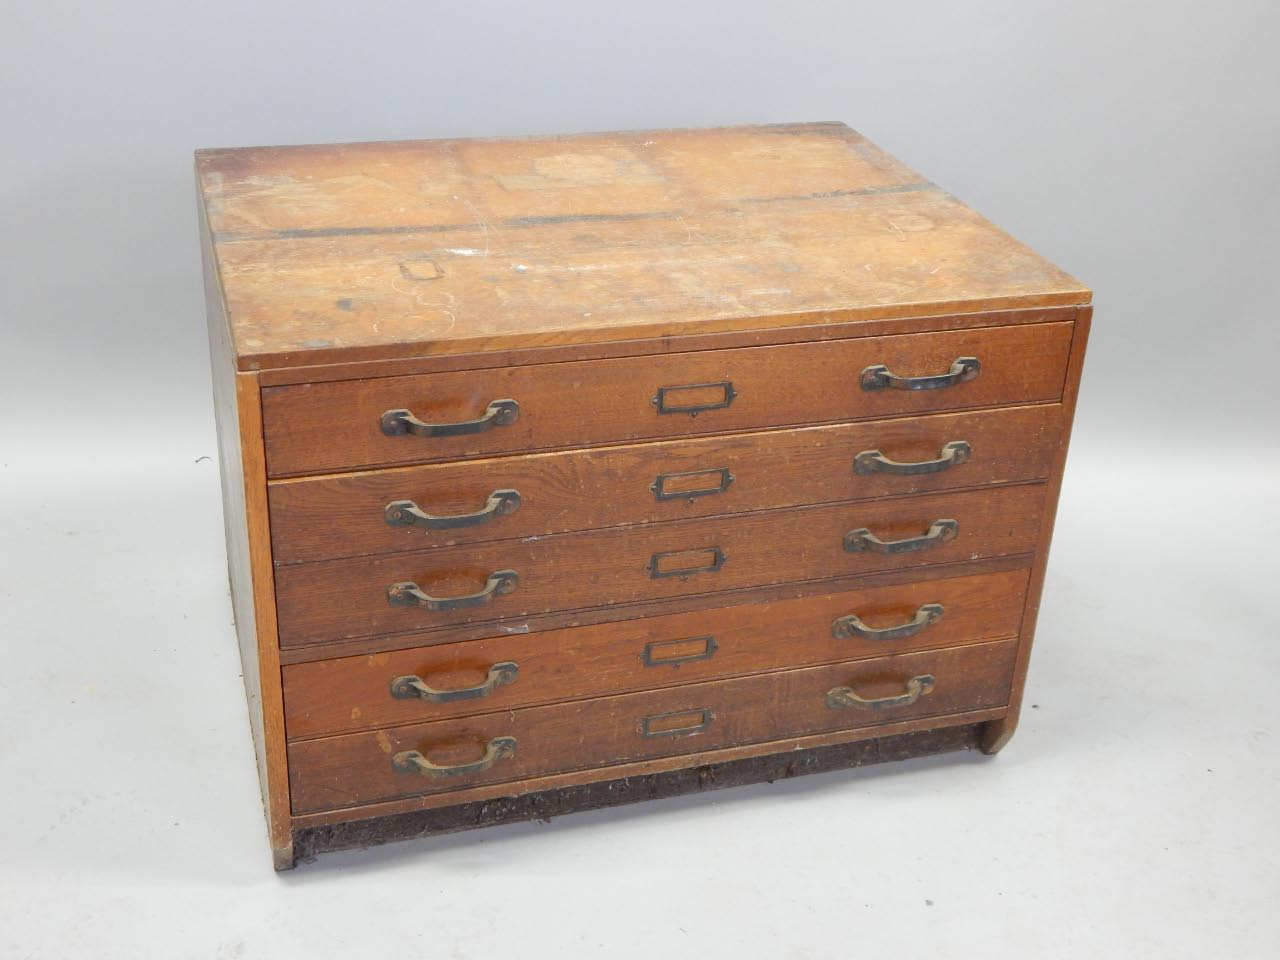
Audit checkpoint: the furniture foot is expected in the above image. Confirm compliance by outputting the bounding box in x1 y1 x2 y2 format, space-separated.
980 716 1017 755
272 839 296 871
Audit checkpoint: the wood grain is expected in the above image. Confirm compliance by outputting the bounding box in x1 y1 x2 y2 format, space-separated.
291 724 986 861
290 708 1006 829
261 321 1073 476
252 306 1077 386
197 123 1092 866
196 123 1089 370
282 567 1028 739
201 189 292 869
274 483 1046 647
269 404 1062 564
278 555 1034 665
982 305 1093 753
288 638 1017 813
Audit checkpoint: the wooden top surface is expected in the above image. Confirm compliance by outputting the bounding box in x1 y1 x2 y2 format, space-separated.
197 122 1089 370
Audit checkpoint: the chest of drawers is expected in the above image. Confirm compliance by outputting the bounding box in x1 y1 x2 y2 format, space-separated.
197 122 1090 869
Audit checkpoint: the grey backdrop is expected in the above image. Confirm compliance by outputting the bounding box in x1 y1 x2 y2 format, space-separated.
3 3 1277 957
4 0 1278 453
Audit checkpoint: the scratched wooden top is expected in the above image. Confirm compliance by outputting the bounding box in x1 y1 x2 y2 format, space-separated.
197 122 1089 370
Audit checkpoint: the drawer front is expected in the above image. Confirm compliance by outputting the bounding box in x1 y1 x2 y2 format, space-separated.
288 638 1018 813
270 405 1062 564
275 483 1045 647
283 567 1029 739
261 322 1073 477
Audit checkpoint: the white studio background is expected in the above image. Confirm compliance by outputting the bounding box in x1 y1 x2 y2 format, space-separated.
1 3 1277 958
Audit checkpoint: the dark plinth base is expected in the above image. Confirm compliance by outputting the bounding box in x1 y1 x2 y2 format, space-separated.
290 723 985 866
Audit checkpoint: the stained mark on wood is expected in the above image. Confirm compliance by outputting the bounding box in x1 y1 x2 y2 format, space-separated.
739 181 937 204
399 259 443 282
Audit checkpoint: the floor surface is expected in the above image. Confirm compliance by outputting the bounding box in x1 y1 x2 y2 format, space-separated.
1 432 1276 959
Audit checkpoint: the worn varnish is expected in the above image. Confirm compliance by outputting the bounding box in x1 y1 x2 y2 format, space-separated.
274 483 1046 647
197 124 1088 369
269 404 1063 564
260 321 1073 476
198 122 1089 868
283 567 1029 738
288 638 1019 814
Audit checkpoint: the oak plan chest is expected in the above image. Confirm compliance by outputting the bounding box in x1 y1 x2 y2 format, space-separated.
196 122 1091 869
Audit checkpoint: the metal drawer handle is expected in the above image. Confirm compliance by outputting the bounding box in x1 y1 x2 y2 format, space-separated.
647 546 727 579
641 708 713 738
843 519 958 554
826 675 935 711
380 399 519 437
390 662 519 703
860 357 980 391
854 441 971 476
387 570 519 610
392 736 517 779
651 467 735 502
652 381 737 416
643 634 718 667
832 603 945 641
385 490 522 530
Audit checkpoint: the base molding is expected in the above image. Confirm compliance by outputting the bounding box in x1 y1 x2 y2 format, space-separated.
287 722 986 868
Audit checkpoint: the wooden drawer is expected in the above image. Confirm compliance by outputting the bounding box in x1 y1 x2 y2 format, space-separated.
261 322 1073 477
288 638 1018 813
269 405 1062 564
274 483 1046 647
283 567 1029 739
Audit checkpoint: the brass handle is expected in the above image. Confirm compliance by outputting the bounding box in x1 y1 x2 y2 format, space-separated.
647 546 727 579
843 519 958 554
380 399 519 437
854 441 971 476
650 467 735 502
643 634 718 667
860 357 980 392
826 675 935 711
832 604 945 641
390 662 519 703
392 736 517 779
385 490 522 530
652 381 737 416
641 708 713 738
387 570 519 611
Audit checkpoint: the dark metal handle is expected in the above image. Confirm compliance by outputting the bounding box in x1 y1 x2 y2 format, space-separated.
832 603 945 641
385 490 521 530
650 467 735 502
854 441 971 476
826 675 935 711
843 519 958 554
860 357 980 391
387 570 519 610
648 546 727 579
392 736 517 779
643 635 718 667
652 381 737 416
641 708 713 738
380 399 519 437
390 662 519 703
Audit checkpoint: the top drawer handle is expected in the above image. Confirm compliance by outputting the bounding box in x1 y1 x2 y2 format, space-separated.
860 357 980 392
380 399 520 438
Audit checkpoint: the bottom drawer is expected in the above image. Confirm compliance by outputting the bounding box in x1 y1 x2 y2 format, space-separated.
289 638 1017 814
